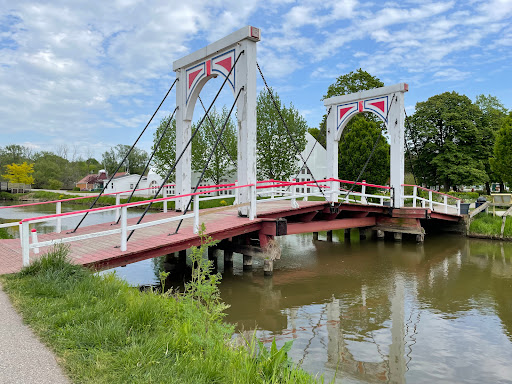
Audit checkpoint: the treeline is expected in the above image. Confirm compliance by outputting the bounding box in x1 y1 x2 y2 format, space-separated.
0 144 150 190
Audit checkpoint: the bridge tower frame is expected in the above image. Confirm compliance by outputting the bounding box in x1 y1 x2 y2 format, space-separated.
172 26 260 215
323 83 409 208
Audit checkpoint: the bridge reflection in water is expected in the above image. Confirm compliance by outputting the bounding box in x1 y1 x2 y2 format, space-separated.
207 233 512 384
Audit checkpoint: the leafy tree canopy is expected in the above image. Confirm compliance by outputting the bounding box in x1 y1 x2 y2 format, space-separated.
2 162 35 184
491 112 512 185
256 88 308 181
407 91 488 190
101 144 149 176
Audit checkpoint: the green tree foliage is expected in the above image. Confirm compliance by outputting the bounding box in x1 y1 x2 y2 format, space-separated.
491 112 512 186
310 69 389 184
339 118 390 186
101 144 149 175
256 88 308 181
407 92 488 190
152 116 178 180
323 68 385 99
2 162 35 184
475 94 508 192
32 152 68 189
192 106 237 186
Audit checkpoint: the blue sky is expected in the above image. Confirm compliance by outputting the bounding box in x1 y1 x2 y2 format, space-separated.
1 0 511 160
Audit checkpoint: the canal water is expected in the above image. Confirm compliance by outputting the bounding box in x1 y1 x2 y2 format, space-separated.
2 202 512 383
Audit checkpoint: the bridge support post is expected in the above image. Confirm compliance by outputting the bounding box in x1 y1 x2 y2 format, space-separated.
264 258 273 276
375 229 385 240
236 37 258 217
359 228 367 240
344 229 351 240
326 230 333 242
313 232 319 241
393 232 402 242
224 249 233 268
243 254 253 270
179 250 187 264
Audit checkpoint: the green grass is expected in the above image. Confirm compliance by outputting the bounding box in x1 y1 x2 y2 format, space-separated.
1 244 320 384
0 191 21 200
469 213 512 237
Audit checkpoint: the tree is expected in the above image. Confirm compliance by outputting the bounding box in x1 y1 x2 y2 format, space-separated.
310 69 389 185
256 88 308 181
192 106 237 186
407 92 488 191
491 112 512 187
101 144 149 175
475 94 508 193
32 152 68 189
2 162 35 184
339 118 390 186
152 116 177 180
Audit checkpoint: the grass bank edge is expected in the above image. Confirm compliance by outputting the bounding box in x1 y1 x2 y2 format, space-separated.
469 213 512 237
0 239 323 384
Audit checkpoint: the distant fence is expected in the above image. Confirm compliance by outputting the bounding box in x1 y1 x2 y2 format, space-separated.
0 182 31 193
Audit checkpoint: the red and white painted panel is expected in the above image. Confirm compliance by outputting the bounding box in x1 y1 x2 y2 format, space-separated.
336 96 389 131
185 49 236 104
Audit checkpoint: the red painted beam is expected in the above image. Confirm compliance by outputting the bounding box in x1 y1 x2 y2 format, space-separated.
430 212 462 222
286 217 376 235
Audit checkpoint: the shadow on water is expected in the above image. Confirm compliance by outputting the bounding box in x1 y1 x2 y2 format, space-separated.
107 230 512 384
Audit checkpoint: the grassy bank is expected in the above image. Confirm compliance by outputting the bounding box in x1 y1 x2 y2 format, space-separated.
0 241 319 384
469 213 512 238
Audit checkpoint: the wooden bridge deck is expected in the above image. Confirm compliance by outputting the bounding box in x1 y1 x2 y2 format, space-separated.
0 200 461 275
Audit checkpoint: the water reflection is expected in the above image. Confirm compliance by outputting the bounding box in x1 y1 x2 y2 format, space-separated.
216 234 512 384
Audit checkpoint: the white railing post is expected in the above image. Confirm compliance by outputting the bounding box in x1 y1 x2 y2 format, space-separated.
429 190 433 210
163 188 168 213
249 184 257 220
31 228 39 254
444 195 448 213
120 206 127 251
422 199 426 208
380 197 384 206
115 194 121 222
56 201 62 233
413 186 417 208
193 194 199 233
291 179 299 209
361 180 367 204
457 200 461 215
20 221 30 267
234 181 239 204
270 181 275 199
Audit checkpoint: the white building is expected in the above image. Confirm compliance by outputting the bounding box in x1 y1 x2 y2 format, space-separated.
105 132 327 198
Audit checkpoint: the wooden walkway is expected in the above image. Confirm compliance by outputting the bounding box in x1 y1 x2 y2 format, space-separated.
0 200 462 275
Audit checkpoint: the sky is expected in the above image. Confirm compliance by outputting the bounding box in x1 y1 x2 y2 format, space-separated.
1 0 511 160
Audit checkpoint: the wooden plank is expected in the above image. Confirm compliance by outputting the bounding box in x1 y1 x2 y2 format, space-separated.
469 201 489 218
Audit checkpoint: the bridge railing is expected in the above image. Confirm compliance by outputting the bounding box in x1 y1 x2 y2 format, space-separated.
18 183 255 266
0 184 177 233
402 184 461 215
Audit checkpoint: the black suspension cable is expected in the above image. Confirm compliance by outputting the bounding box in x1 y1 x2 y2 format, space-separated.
113 106 178 225
172 87 244 235
69 78 178 233
256 61 328 201
336 94 397 206
198 95 237 167
125 51 244 242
